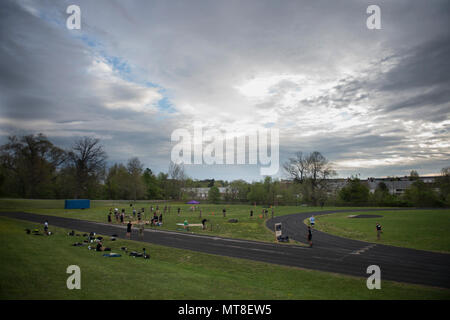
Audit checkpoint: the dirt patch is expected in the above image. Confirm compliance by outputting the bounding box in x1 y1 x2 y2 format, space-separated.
348 214 383 218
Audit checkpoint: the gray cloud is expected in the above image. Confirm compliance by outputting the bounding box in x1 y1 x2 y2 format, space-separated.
0 0 449 180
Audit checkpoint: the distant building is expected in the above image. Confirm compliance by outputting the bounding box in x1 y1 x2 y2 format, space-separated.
183 187 230 199
366 176 438 195
282 176 439 196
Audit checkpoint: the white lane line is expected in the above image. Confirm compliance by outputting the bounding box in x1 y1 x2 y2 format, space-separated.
350 244 377 255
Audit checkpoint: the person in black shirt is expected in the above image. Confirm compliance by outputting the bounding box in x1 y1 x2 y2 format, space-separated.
126 221 132 239
96 241 104 251
307 226 312 247
107 212 112 223
376 223 382 240
250 210 253 218
177 207 181 216
201 218 208 230
222 208 226 217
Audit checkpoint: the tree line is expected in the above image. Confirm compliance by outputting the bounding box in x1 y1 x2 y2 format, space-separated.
0 134 448 207
0 134 177 200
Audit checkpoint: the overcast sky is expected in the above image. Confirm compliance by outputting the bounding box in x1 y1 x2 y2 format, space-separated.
1 0 449 181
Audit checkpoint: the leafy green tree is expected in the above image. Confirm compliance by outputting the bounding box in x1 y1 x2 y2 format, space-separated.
339 177 370 205
142 168 162 199
247 182 266 205
228 179 250 202
127 157 145 201
0 134 66 198
436 167 450 206
404 180 441 207
371 182 396 206
105 163 131 199
409 170 419 180
208 186 221 203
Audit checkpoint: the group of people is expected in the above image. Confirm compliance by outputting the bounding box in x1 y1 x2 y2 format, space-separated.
107 206 164 225
125 220 146 240
249 207 274 219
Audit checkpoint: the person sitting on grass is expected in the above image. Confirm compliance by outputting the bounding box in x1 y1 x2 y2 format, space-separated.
96 241 105 251
152 215 159 226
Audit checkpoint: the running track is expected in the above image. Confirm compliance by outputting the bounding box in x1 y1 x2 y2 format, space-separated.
1 210 449 289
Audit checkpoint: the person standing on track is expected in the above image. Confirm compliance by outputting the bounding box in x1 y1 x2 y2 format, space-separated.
307 226 313 247
126 221 132 239
44 220 49 235
138 222 144 240
309 215 315 228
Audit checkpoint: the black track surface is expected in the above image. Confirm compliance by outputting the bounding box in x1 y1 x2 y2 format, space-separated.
1 210 449 289
350 214 383 218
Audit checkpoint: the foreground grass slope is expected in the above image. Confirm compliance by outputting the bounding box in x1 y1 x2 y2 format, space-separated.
312 209 450 253
0 199 375 242
0 217 448 300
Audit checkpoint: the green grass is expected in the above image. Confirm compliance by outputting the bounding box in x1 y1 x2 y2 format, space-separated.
311 209 450 253
0 199 377 243
0 217 448 299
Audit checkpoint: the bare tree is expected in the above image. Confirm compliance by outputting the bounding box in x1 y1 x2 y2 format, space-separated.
67 137 106 198
168 161 187 200
283 151 336 205
283 151 308 183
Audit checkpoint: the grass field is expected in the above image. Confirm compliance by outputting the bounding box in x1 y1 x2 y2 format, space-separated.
1 216 448 300
311 209 450 253
0 199 374 243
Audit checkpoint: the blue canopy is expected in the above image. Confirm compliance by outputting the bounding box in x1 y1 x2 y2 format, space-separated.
186 200 200 204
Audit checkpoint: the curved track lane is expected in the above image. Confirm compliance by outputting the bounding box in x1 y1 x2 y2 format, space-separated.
1 210 449 289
